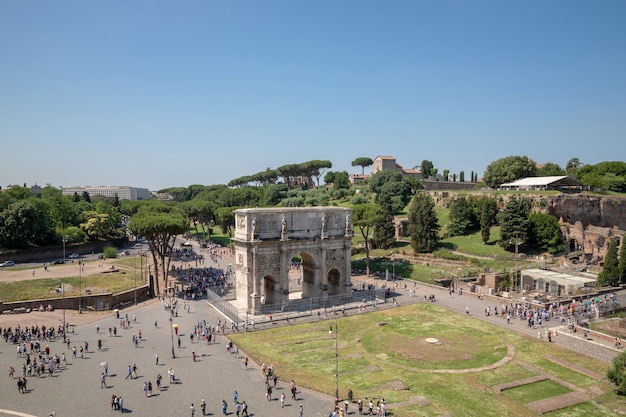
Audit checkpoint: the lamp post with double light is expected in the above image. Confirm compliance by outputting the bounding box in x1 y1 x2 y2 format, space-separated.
78 260 82 314
510 237 523 302
334 317 339 400
60 279 66 341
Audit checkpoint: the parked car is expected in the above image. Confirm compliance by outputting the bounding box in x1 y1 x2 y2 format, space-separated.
0 261 15 267
67 253 80 259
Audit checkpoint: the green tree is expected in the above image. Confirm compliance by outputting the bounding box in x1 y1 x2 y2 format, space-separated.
420 160 434 178
4 185 33 201
103 246 118 259
576 161 626 192
352 203 383 276
351 157 374 175
459 171 465 182
129 205 189 296
215 207 237 250
619 240 626 283
0 200 55 248
565 158 583 176
446 196 477 237
599 238 620 286
369 170 419 214
498 196 531 251
483 155 537 188
263 184 289 206
372 196 395 249
529 213 563 254
408 191 440 253
479 197 498 244
194 200 215 242
302 160 333 188
443 170 449 181
607 350 626 394
42 185 75 229
324 171 351 189
79 211 115 240
536 162 565 177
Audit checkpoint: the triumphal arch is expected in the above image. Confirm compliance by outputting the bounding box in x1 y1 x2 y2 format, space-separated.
233 207 353 314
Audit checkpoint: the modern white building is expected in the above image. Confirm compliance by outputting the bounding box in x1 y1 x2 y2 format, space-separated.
500 176 585 192
61 186 151 201
520 268 596 297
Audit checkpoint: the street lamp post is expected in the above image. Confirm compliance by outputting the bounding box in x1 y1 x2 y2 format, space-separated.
169 306 176 359
78 260 82 314
62 237 67 264
510 238 522 302
334 317 339 400
61 279 66 341
134 253 137 306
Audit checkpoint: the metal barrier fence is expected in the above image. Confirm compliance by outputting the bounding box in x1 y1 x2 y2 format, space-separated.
206 287 387 323
258 289 386 315
206 288 244 323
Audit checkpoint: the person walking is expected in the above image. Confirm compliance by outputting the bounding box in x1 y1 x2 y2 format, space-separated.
100 372 106 388
155 353 159 365
241 401 248 417
299 404 304 417
190 403 196 417
200 399 206 416
222 399 228 415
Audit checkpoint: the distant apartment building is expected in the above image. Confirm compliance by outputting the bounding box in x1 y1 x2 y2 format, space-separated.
350 155 423 186
61 186 151 201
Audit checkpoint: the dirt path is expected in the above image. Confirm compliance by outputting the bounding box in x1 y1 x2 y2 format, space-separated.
0 257 129 283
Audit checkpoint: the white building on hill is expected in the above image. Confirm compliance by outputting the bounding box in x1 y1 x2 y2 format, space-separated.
61 185 151 201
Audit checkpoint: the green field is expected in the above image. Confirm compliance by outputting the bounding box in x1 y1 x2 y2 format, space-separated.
230 303 616 417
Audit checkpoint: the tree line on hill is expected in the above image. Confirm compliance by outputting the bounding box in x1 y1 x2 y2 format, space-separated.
1 155 624 291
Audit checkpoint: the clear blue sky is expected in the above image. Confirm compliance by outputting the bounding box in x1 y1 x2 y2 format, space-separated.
1 1 625 191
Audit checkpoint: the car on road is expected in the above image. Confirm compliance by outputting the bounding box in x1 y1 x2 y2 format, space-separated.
0 261 15 267
51 259 65 265
67 253 80 259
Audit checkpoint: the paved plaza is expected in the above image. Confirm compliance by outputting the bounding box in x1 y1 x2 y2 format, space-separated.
0 296 336 417
1 238 622 417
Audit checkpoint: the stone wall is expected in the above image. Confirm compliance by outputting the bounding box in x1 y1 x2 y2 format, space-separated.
0 285 150 314
546 194 626 230
1 239 124 264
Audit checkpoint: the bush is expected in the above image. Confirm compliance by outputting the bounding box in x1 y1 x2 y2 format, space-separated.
351 194 368 205
103 246 118 259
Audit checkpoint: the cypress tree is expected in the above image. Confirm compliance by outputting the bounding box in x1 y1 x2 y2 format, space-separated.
619 240 626 282
599 238 620 286
408 191 440 253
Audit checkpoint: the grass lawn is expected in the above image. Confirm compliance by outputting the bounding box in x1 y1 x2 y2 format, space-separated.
0 258 140 302
229 303 617 417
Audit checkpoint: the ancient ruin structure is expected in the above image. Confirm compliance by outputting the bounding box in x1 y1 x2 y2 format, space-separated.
233 207 353 314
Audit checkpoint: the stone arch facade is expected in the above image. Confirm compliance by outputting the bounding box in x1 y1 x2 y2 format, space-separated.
233 207 353 314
